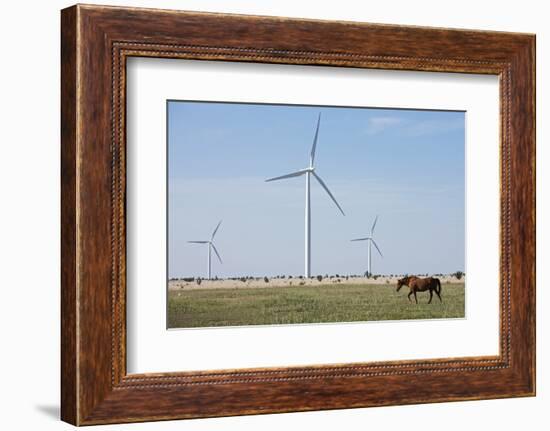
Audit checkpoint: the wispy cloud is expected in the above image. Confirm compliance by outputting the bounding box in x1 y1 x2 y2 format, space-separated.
365 116 404 135
404 117 464 137
365 115 464 138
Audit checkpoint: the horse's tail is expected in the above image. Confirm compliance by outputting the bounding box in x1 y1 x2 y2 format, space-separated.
435 278 442 295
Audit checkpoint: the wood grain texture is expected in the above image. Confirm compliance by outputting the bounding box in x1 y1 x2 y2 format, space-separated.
60 4 535 425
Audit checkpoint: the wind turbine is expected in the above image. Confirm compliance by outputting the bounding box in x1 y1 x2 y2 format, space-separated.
351 215 383 278
188 220 223 279
266 113 345 278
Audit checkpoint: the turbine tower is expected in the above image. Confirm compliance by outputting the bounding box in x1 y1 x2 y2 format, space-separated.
266 113 345 278
188 220 223 279
351 215 383 278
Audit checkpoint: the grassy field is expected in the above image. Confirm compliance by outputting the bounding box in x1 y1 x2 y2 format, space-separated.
167 282 465 328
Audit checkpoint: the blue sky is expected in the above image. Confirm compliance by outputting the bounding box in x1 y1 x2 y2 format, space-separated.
168 101 465 278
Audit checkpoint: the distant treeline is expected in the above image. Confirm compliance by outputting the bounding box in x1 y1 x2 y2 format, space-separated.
169 271 465 282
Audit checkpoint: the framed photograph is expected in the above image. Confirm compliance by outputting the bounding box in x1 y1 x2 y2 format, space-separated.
61 4 535 425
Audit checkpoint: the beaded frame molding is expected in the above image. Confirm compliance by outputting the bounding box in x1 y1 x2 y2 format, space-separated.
61 4 535 425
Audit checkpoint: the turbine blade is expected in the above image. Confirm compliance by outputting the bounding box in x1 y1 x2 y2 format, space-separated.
188 241 208 244
371 238 383 257
350 238 369 241
312 171 345 216
265 169 308 182
211 243 223 263
371 215 379 235
310 113 321 166
211 220 222 240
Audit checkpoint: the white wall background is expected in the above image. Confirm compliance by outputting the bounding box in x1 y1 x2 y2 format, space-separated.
0 1 546 429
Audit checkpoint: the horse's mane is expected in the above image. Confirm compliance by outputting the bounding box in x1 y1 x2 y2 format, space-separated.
402 275 419 282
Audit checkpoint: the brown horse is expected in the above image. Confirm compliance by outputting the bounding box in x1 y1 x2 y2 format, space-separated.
396 276 442 304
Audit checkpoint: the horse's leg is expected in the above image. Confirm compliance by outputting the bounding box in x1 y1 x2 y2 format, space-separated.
428 290 433 304
436 289 442 302
408 290 413 302
414 291 418 304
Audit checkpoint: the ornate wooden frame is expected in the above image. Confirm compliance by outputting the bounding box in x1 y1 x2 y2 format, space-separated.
61 4 535 425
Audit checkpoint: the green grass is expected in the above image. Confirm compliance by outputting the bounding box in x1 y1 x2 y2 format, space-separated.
168 282 465 328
